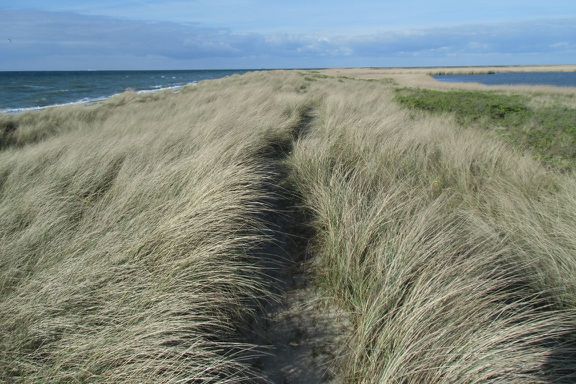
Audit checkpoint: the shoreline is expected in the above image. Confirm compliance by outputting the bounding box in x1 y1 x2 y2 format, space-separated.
3 66 576 115
320 65 576 93
0 70 250 115
323 64 576 75
0 83 195 115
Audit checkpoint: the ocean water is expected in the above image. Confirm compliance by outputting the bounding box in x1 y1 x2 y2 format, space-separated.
434 72 576 87
0 70 251 113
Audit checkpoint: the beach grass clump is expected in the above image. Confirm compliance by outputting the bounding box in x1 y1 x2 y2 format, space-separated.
0 118 18 149
0 71 311 382
289 77 576 382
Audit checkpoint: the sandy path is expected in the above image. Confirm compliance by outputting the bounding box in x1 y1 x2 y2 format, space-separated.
247 107 350 383
252 255 350 383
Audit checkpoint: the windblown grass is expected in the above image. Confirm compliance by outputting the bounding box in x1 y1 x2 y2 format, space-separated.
289 77 576 382
2 69 576 383
0 72 311 382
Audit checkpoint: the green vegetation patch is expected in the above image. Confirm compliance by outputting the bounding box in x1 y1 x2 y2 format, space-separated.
395 88 529 125
395 88 576 170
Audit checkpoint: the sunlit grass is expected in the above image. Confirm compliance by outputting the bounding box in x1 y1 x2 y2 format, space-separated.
290 78 576 382
0 71 311 382
2 70 576 383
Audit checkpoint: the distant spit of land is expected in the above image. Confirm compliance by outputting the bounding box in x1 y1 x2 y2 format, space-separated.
322 64 576 92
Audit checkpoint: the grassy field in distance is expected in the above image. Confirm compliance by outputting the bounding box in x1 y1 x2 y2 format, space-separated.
395 88 576 170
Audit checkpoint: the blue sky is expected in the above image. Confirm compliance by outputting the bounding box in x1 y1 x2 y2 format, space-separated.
1 0 575 70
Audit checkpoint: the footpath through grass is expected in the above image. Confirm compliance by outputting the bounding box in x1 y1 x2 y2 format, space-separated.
395 88 576 170
3 71 576 383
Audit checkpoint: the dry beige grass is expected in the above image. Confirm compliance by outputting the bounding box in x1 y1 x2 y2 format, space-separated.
289 75 576 382
2 70 576 383
0 71 312 382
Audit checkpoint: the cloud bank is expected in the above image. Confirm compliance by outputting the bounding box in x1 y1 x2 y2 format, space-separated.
1 9 575 69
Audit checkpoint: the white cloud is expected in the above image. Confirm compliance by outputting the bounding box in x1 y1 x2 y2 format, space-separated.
1 9 575 69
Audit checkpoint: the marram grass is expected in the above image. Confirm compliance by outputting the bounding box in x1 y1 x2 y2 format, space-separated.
290 76 576 382
0 72 311 382
1 70 576 383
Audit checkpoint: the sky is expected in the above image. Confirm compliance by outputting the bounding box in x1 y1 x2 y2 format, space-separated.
0 0 575 70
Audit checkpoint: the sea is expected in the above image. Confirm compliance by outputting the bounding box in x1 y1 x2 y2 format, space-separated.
0 70 252 113
434 72 576 87
3 70 576 114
